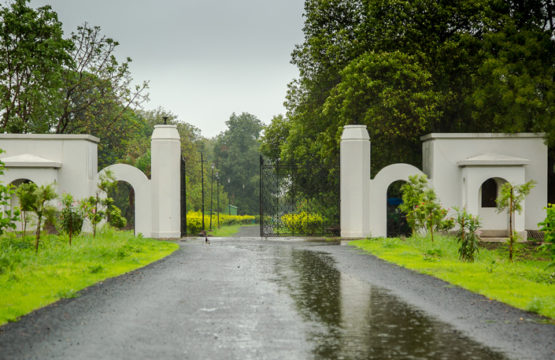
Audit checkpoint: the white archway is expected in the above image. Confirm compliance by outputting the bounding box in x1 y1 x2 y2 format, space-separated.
97 164 152 237
369 163 425 238
478 177 508 230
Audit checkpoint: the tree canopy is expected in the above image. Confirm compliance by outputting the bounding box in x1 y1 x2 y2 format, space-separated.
262 0 554 207
214 113 263 215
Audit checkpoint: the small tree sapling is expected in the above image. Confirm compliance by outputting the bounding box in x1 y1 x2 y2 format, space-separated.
60 193 84 246
454 208 481 262
15 182 37 237
496 180 535 261
29 184 57 253
81 170 126 236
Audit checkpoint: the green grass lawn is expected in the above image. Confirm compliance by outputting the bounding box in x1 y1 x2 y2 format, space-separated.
0 227 178 325
208 223 257 237
350 236 555 320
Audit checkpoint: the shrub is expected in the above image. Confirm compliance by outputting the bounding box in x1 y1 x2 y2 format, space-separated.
29 184 57 253
281 211 323 235
81 170 126 237
538 203 555 266
0 153 19 235
60 194 84 246
399 175 428 235
15 182 37 237
185 211 255 234
454 208 481 262
108 206 127 229
400 175 452 241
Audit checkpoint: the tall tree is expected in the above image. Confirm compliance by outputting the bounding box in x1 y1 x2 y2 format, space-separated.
267 0 555 208
215 113 263 215
56 23 149 134
0 0 73 132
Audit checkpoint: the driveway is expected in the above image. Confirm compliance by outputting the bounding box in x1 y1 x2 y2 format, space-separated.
0 233 553 359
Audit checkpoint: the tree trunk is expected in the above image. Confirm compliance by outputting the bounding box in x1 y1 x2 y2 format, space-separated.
509 187 514 261
35 215 42 254
22 211 26 238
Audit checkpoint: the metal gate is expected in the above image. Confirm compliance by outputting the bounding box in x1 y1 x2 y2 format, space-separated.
259 156 339 237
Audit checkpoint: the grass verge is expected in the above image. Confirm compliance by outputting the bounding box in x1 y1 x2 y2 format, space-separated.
350 236 555 319
0 227 178 325
208 223 257 237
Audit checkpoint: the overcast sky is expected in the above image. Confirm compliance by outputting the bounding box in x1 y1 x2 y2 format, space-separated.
29 0 305 138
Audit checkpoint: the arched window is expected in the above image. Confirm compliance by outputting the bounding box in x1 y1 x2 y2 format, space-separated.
481 178 498 208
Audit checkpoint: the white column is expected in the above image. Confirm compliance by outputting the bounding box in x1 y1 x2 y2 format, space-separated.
151 125 181 238
340 125 371 238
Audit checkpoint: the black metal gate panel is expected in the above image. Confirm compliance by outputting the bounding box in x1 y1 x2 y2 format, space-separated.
260 157 296 236
259 156 339 237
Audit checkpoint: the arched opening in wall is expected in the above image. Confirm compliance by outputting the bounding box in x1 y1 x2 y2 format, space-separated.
110 181 135 230
481 178 499 207
9 178 36 235
479 177 508 230
386 180 411 237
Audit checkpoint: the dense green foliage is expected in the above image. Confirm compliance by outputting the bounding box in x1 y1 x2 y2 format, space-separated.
261 0 554 208
0 0 73 132
0 228 178 325
351 236 555 319
281 211 324 235
214 113 263 214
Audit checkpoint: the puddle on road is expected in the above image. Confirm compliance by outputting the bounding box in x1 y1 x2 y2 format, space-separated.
272 248 508 360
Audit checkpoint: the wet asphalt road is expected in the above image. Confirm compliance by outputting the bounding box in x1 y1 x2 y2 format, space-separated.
0 227 553 360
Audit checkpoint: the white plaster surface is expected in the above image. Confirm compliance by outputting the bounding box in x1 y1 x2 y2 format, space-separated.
98 164 152 238
340 129 547 238
340 125 371 238
0 134 99 200
151 125 181 238
424 133 545 231
370 163 425 238
0 129 183 240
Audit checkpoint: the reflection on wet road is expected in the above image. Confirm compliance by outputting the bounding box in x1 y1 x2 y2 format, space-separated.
272 247 507 359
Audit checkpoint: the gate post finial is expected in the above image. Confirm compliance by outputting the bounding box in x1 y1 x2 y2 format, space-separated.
340 125 371 238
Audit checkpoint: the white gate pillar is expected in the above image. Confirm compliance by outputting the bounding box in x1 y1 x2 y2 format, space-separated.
340 125 371 238
151 125 181 238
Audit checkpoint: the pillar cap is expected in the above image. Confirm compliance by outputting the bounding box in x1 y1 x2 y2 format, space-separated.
152 124 180 140
341 125 370 141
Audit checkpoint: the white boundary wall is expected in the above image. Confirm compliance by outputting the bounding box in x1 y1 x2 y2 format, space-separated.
0 125 181 239
340 126 547 238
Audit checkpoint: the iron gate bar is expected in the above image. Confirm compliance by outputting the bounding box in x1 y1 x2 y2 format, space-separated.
180 156 187 237
259 155 263 237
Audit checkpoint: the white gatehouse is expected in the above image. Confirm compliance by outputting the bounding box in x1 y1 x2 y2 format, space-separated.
340 125 547 238
0 125 181 239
